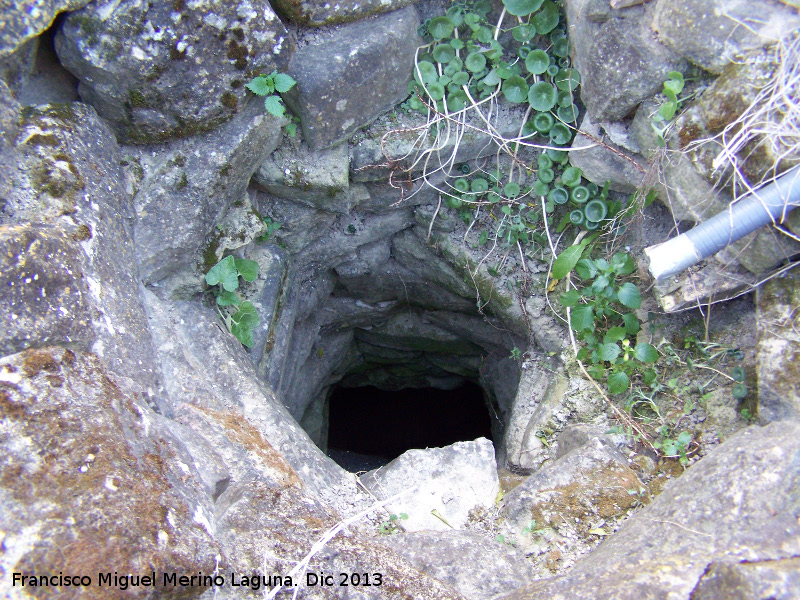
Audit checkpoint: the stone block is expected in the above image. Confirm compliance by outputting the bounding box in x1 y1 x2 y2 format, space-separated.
284 7 421 149
55 0 289 143
361 438 500 532
271 0 416 26
653 0 800 74
564 0 686 120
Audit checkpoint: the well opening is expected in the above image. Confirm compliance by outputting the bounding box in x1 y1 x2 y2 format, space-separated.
326 381 493 471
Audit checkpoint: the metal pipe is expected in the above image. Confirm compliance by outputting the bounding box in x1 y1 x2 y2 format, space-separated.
645 168 800 280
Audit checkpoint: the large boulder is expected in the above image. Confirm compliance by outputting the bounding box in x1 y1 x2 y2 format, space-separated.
564 0 686 121
653 0 800 74
360 438 500 532
55 0 289 143
2 101 160 398
380 530 536 600
0 347 220 599
499 421 800 600
284 6 421 149
131 97 285 287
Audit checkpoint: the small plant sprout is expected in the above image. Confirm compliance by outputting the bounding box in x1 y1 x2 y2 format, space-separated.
510 346 522 361
256 216 281 244
379 513 408 535
246 71 297 119
205 255 260 348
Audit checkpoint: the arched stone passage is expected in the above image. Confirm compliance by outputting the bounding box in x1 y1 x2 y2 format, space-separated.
326 381 493 470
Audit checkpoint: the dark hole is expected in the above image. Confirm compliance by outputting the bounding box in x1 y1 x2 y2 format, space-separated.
327 381 492 471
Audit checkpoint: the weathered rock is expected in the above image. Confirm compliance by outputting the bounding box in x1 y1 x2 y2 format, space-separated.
355 310 484 355
131 97 284 286
380 530 536 600
690 557 800 600
361 438 500 532
142 290 370 515
503 361 600 473
271 0 416 26
0 0 91 60
0 36 38 93
212 480 468 600
253 139 362 212
569 114 647 193
502 436 643 540
284 7 421 149
0 347 220 599
0 226 93 357
756 269 800 422
564 0 686 120
499 421 800 600
653 0 800 74
55 0 289 143
4 102 160 396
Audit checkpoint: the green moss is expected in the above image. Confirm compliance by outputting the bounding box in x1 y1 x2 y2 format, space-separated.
21 104 77 122
176 172 188 190
71 14 100 46
219 163 231 177
234 57 248 70
128 89 147 108
172 0 186 11
170 47 187 60
72 224 93 242
230 79 242 89
201 234 222 272
172 153 186 168
23 133 60 147
221 92 238 110
232 28 245 41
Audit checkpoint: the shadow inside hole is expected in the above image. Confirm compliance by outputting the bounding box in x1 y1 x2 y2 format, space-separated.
326 381 493 472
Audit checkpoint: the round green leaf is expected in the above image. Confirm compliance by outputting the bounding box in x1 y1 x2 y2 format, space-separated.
233 257 259 281
634 343 659 363
548 186 568 205
555 68 581 91
517 45 531 59
505 182 521 198
446 5 465 26
502 75 528 103
552 37 570 58
547 63 560 76
465 52 487 72
732 383 748 400
557 103 579 123
471 178 489 193
533 180 550 196
537 153 553 169
538 167 554 183
447 90 469 112
557 90 573 108
206 255 240 292
531 0 559 35
525 49 550 75
584 199 608 222
428 16 455 40
452 71 470 86
617 282 642 309
502 0 545 17
571 185 590 203
607 371 630 394
433 44 456 63
533 111 554 133
427 81 446 100
528 81 558 111
569 209 585 226
522 120 537 137
415 61 438 85
454 178 470 193
549 122 571 145
585 219 600 230
562 166 582 187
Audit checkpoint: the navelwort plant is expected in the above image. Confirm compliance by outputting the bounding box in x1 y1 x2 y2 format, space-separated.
205 255 260 347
